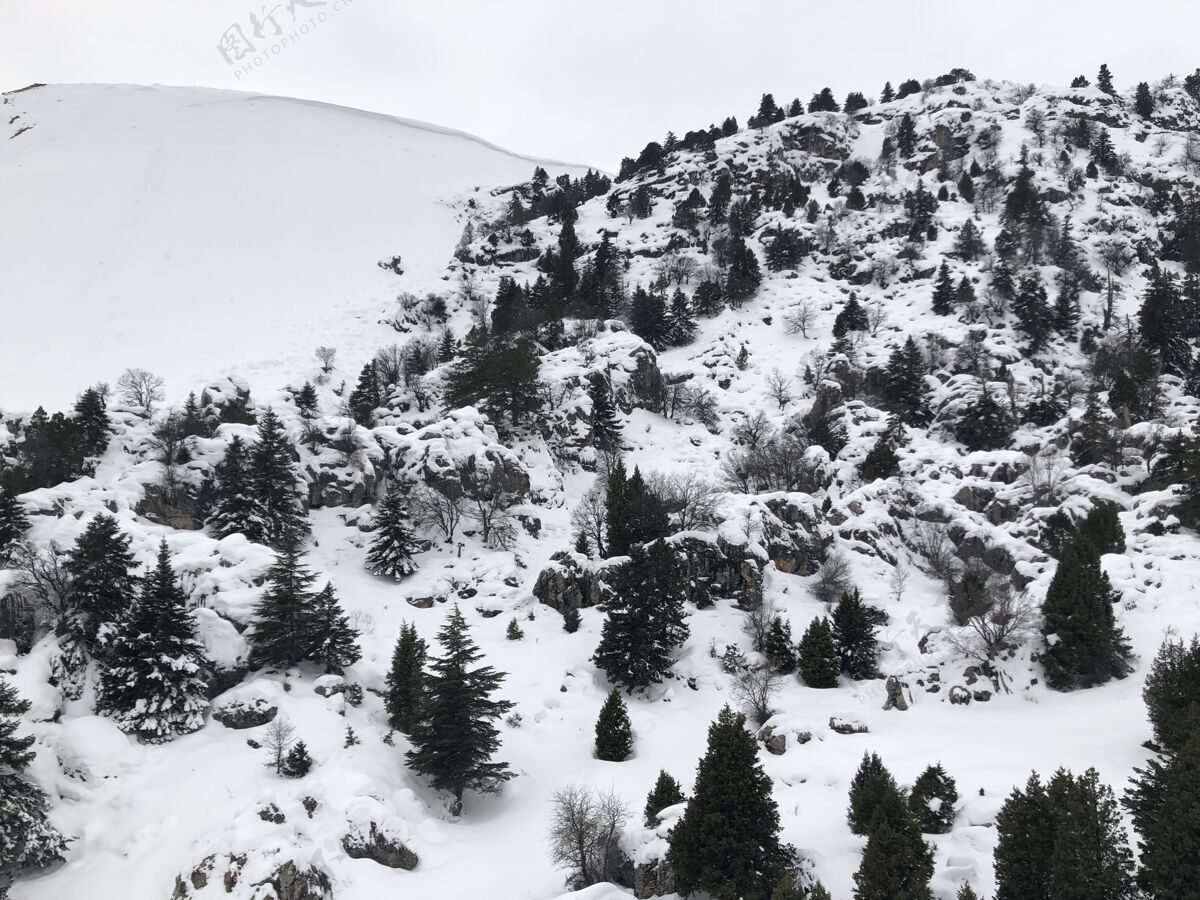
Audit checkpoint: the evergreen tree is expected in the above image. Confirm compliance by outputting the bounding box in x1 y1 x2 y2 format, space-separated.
0 487 29 561
73 387 110 457
1097 63 1115 95
561 604 581 633
386 621 427 733
63 513 140 658
833 590 880 680
931 262 956 315
281 740 313 777
896 114 918 159
808 88 840 113
1053 271 1082 336
365 480 420 579
1091 128 1119 173
1071 387 1118 467
1013 269 1053 351
852 789 935 900
908 763 958 834
798 616 841 688
955 385 1013 451
505 617 523 641
205 435 269 543
880 81 896 103
249 539 321 669
668 289 697 345
1131 733 1200 900
751 93 784 128
0 677 68 882
594 689 634 761
957 172 976 206
904 182 939 240
725 238 763 307
1041 538 1133 691
587 375 622 453
1139 265 1192 375
249 409 310 546
309 583 360 675
97 540 208 742
491 276 529 336
1141 635 1200 753
294 382 318 419
844 91 869 113
348 361 382 426
956 885 980 900
860 437 901 482
445 331 542 432
764 616 797 674
644 769 685 826
848 752 904 835
884 337 931 425
627 286 670 350
955 219 981 259
668 706 787 900
405 606 514 813
593 542 688 691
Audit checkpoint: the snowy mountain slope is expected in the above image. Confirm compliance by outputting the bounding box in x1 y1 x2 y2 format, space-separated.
0 84 591 411
4 71 1200 900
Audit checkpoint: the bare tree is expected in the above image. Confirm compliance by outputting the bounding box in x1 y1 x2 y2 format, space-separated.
866 301 888 336
730 665 781 725
907 519 959 585
1021 450 1072 506
764 369 794 411
889 563 910 604
655 250 699 286
1182 131 1200 174
412 484 466 542
742 601 777 653
547 786 630 889
812 551 854 604
732 411 772 449
117 368 165 413
1023 108 1047 146
783 302 814 338
151 411 187 501
263 718 297 775
946 582 1038 692
569 484 608 557
649 471 722 532
8 542 72 627
315 346 337 373
1095 238 1136 331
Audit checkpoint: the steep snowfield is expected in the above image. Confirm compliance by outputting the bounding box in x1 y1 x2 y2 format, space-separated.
0 84 590 411
4 74 1200 900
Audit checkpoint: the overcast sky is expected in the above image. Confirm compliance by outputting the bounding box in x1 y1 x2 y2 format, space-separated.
4 0 1199 169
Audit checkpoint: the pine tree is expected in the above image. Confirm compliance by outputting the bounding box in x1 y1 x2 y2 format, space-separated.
348 361 382 426
956 885 980 900
205 435 269 543
437 328 456 364
594 689 634 761
955 218 981 259
628 286 670 350
1071 388 1118 468
644 769 685 826
386 622 427 734
833 590 880 680
896 114 918 158
294 382 318 419
1139 265 1192 375
904 182 939 241
808 87 840 113
63 512 140 658
1013 270 1053 351
505 618 523 641
955 385 1013 451
880 81 896 103
668 706 787 899
668 289 697 345
884 337 931 425
1132 733 1200 900
0 486 29 560
249 409 310 546
73 387 110 457
281 740 313 777
0 677 68 880
844 91 869 113
249 539 321 669
725 238 762 307
852 789 935 900
587 375 622 453
1041 538 1132 691
1097 63 1115 95
908 763 958 834
343 724 359 747
365 481 420 579
860 437 901 482
764 616 797 674
798 617 841 688
97 540 208 742
594 542 688 690
405 606 514 813
957 172 976 206
309 583 360 675
848 752 904 835
751 93 784 128
1141 635 1200 753
931 262 956 315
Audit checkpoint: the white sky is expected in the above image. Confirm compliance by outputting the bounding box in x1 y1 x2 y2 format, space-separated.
3 0 1199 169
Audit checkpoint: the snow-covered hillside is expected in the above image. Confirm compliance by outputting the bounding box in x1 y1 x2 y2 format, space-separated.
0 84 590 411
3 70 1200 900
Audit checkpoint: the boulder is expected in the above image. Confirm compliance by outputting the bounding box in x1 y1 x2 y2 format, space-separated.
882 676 909 711
342 822 419 870
265 860 334 900
632 858 676 900
829 716 869 735
757 725 787 755
948 685 972 705
213 697 277 729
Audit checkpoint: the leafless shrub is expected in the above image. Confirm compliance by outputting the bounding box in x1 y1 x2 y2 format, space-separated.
263 718 297 775
946 580 1038 692
732 411 772 449
1021 450 1072 506
730 664 781 725
866 301 888 336
765 369 794 411
783 302 814 338
649 471 722 532
117 368 165 413
722 432 819 494
889 563 909 604
655 250 699 286
812 551 854 604
682 386 721 430
412 484 465 542
151 412 188 501
907 519 960 585
742 601 777 654
547 786 630 889
460 464 523 548
569 484 608 557
8 542 72 621
315 346 337 373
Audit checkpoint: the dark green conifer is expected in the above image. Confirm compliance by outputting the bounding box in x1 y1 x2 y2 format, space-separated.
798 617 841 688
594 689 634 761
365 480 420 579
385 621 427 733
644 769 685 826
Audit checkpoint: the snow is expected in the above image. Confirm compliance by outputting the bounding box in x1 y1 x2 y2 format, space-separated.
4 75 1200 900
